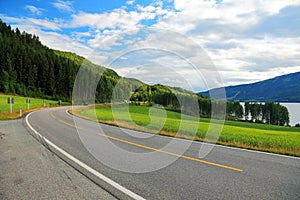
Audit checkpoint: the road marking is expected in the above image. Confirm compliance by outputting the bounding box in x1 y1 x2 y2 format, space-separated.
25 112 146 200
50 109 243 172
58 119 81 129
65 108 73 117
53 109 242 172
50 109 81 129
99 133 243 172
50 110 56 119
54 108 242 172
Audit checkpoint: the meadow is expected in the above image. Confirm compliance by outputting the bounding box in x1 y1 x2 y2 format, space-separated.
72 104 300 156
0 94 67 120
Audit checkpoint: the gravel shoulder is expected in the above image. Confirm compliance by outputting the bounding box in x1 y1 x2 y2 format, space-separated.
0 119 116 200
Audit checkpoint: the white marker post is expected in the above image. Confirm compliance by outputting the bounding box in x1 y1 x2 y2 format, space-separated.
43 100 46 107
20 108 22 117
8 97 14 113
26 98 30 109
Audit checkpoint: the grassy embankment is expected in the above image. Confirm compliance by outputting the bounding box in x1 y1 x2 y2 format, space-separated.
0 94 68 120
71 104 300 157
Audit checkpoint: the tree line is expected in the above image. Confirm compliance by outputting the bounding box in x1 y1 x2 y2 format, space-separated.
244 102 289 126
130 84 290 126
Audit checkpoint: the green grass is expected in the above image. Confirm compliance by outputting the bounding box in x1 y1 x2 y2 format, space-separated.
72 104 300 156
0 94 67 120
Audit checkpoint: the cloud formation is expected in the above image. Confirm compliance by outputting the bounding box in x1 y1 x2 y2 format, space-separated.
52 0 74 13
25 5 44 15
151 0 300 87
2 0 300 91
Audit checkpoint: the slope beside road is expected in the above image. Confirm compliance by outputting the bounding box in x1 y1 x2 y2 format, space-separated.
0 119 116 200
24 107 300 200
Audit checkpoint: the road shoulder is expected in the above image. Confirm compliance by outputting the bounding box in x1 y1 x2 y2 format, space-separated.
0 119 116 200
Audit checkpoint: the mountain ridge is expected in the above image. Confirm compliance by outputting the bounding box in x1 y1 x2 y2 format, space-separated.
200 71 300 102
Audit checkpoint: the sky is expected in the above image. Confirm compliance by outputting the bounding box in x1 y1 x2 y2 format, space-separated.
1 0 300 92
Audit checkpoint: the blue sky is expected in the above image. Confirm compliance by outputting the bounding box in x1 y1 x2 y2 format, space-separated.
1 0 300 91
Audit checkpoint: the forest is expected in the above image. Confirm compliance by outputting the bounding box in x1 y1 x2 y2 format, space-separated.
0 20 141 102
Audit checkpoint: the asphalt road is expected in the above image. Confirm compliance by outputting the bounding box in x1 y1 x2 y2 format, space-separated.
26 106 300 200
0 119 116 200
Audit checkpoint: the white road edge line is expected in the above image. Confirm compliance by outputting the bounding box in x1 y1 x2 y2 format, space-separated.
66 107 73 117
25 111 146 200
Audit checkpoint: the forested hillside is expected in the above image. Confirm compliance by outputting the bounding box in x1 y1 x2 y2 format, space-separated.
0 20 142 102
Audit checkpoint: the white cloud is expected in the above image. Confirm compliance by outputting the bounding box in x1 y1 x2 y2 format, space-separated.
72 31 91 42
99 28 224 91
155 0 300 35
136 4 169 15
68 4 170 51
200 34 300 87
126 0 135 5
10 24 92 58
0 15 61 31
1 14 90 58
208 36 300 68
52 0 74 13
70 8 156 31
88 31 123 50
25 5 44 15
147 0 300 88
39 31 92 56
28 18 61 30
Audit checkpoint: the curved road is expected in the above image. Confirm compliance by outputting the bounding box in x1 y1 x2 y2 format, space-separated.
25 107 300 199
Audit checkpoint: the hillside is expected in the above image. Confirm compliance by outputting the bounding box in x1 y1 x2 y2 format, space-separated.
0 20 142 102
200 71 300 102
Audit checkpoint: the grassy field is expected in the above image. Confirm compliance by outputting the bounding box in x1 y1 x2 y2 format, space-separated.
0 94 67 120
71 104 300 156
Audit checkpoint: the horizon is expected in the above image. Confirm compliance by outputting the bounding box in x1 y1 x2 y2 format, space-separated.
1 0 300 92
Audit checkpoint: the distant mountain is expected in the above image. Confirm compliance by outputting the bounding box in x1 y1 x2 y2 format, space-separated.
200 71 300 102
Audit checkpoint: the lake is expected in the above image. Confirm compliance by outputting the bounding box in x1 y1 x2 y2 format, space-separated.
240 102 300 126
281 103 300 126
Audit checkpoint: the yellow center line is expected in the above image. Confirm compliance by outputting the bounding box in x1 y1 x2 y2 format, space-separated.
50 110 242 172
50 110 56 119
99 133 243 172
50 110 81 129
58 119 81 129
